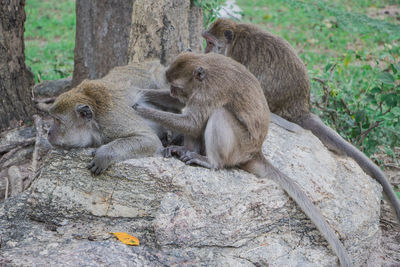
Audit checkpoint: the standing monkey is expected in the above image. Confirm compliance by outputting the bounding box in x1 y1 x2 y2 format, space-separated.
202 18 400 221
133 52 352 267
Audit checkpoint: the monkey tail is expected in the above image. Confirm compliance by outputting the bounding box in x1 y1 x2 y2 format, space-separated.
242 155 353 267
297 113 400 222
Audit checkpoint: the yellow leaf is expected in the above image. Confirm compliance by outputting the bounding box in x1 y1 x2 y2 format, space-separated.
263 14 271 20
111 232 140 246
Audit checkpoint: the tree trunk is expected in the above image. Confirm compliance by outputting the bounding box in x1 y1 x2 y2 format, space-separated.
72 0 134 87
72 0 203 87
0 0 35 130
128 0 204 65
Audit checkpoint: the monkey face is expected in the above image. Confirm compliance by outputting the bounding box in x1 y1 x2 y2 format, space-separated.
203 18 235 56
202 32 225 54
169 82 189 103
48 103 102 148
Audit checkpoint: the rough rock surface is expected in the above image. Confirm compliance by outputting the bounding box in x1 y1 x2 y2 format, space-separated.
32 77 72 97
0 124 382 266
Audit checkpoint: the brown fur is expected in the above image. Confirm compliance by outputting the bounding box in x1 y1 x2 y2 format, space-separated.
203 18 400 222
48 66 162 175
133 52 352 266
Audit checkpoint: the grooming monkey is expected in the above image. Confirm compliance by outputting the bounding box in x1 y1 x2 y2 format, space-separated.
133 52 352 267
48 65 163 174
202 18 400 221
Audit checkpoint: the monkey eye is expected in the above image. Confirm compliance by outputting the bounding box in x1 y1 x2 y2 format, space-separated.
50 114 64 124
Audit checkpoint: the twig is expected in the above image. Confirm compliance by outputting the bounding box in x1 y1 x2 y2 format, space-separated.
312 78 330 106
33 97 56 104
25 168 42 190
26 115 43 188
355 105 391 147
8 166 23 196
4 176 9 200
340 98 352 116
0 138 35 154
35 102 52 112
356 120 382 147
0 147 20 166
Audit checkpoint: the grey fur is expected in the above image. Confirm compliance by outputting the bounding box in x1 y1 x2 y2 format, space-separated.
134 52 352 267
203 18 400 222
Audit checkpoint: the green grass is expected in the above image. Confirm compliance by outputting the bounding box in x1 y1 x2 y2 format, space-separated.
23 0 400 162
236 0 400 159
25 0 75 82
236 0 399 69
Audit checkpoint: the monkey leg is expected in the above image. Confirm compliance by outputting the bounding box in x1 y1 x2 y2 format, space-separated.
204 108 253 168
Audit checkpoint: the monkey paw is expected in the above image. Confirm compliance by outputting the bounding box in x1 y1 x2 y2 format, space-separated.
87 150 112 175
163 146 213 168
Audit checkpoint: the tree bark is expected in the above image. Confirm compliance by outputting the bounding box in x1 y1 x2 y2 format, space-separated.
128 0 203 65
72 0 134 87
72 0 203 87
0 0 35 130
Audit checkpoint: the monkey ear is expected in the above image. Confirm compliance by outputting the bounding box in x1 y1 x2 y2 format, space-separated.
75 104 93 121
224 29 233 43
193 66 206 81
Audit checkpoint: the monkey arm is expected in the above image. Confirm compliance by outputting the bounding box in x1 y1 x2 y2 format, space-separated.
88 133 161 175
133 103 204 138
139 89 185 111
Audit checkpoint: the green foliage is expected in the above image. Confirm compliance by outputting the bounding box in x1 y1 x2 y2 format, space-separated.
311 57 400 156
25 0 76 82
236 0 400 159
193 0 225 27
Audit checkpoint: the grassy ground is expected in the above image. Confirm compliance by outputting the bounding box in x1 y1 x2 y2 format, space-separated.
235 0 400 161
24 0 400 162
24 0 75 83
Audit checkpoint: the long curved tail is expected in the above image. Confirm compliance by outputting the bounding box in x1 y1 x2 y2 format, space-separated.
297 113 400 222
242 155 353 267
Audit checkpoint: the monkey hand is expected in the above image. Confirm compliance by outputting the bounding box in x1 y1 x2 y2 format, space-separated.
87 147 112 175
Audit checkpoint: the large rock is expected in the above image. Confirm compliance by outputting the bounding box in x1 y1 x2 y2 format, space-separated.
0 124 382 266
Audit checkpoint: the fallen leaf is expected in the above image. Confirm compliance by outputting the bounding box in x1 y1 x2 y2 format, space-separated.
111 232 140 246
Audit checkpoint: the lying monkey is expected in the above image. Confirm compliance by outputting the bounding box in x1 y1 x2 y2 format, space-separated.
48 73 162 174
133 52 352 267
202 18 400 222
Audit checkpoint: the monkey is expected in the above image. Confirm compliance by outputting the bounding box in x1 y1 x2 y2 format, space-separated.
48 77 162 175
105 60 169 89
202 18 400 222
133 52 352 267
